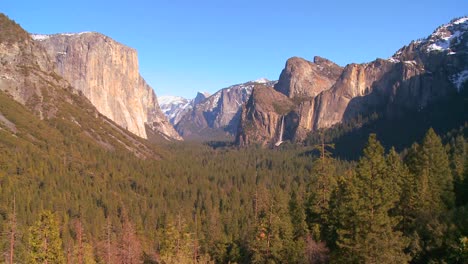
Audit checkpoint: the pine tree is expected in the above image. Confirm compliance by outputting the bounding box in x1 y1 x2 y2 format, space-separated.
450 135 467 205
328 170 358 262
249 190 299 263
404 129 456 262
332 134 409 263
28 210 65 264
388 147 417 237
386 148 405 198
288 190 307 240
306 134 336 242
413 128 454 212
159 216 193 264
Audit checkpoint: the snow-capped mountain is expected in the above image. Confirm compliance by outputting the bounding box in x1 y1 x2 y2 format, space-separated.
389 16 468 91
424 17 468 53
172 79 277 140
158 95 192 124
158 92 210 125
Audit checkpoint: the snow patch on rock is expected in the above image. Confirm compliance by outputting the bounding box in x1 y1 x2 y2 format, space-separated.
32 32 93 41
31 34 50 41
450 70 468 92
254 78 270 84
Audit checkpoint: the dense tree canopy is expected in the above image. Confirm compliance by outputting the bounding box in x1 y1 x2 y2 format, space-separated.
0 95 467 264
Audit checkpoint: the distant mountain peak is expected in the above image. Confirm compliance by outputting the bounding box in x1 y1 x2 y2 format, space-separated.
254 78 270 84
425 16 468 53
389 15 468 63
198 91 211 97
158 95 188 105
194 92 209 105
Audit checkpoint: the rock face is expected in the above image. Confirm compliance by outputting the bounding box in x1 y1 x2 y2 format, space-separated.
0 14 158 158
236 85 294 146
0 17 59 118
174 79 277 140
32 32 181 140
237 16 468 146
275 56 343 98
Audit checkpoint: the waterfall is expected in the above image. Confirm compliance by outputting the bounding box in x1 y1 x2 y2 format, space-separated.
275 116 285 147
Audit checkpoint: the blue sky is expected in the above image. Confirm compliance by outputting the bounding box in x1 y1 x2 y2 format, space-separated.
3 0 467 98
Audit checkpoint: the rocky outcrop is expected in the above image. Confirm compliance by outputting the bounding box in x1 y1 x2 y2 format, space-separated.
312 59 397 129
274 56 342 98
237 16 468 146
0 17 61 119
32 32 181 140
175 79 276 140
236 85 293 146
193 91 210 105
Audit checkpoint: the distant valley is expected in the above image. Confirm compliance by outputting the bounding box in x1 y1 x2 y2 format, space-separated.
159 78 277 141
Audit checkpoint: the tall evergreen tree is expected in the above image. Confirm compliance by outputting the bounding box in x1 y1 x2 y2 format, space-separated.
306 135 336 242
450 135 467 205
404 128 456 262
249 190 300 264
28 210 65 264
288 190 307 240
413 128 454 212
332 134 409 263
388 147 417 237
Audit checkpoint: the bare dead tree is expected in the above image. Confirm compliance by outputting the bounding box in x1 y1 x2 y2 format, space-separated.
8 196 16 264
75 217 83 264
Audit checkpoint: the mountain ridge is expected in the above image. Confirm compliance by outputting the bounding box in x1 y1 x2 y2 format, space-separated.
236 16 468 147
161 79 277 140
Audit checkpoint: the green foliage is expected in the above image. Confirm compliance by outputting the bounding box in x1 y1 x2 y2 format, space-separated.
449 135 468 206
159 217 194 264
288 190 307 240
402 129 457 263
305 137 337 242
0 78 465 263
454 236 468 263
331 134 409 263
0 13 30 44
291 96 313 105
28 211 65 264
412 128 454 212
272 102 293 115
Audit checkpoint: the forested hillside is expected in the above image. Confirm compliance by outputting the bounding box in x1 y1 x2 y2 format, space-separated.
0 96 467 263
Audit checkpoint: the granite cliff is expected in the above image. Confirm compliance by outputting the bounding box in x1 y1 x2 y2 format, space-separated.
32 32 181 140
237 17 468 146
0 14 158 158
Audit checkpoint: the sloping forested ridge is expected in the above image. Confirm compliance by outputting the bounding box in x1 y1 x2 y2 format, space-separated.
0 84 467 263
